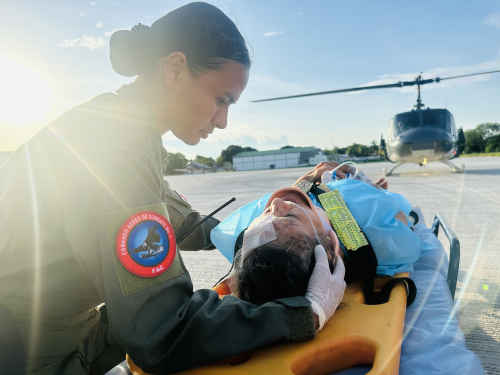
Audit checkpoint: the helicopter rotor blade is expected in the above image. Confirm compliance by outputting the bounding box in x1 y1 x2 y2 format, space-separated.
251 69 499 103
437 69 500 82
251 82 409 103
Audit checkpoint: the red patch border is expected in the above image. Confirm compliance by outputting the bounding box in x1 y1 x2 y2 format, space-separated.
116 211 176 277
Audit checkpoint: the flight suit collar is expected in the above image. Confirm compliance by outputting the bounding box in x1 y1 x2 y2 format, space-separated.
116 82 169 163
116 82 161 139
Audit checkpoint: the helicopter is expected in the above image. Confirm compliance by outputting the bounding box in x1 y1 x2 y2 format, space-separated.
252 70 500 176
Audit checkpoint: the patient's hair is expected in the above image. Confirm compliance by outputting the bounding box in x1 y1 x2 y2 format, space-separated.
230 233 334 304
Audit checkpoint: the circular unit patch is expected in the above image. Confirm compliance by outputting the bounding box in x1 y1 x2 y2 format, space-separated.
116 211 176 277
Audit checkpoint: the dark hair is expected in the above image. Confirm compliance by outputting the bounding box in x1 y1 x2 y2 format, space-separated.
231 233 334 305
109 2 251 77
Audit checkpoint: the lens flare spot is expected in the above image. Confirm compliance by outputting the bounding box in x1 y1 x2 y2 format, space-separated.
0 56 53 124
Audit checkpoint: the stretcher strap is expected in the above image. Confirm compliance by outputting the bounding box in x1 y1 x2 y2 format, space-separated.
311 184 417 307
318 189 369 250
378 277 417 307
294 180 314 194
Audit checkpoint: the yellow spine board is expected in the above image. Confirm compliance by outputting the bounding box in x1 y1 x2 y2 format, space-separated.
318 189 368 251
127 273 409 375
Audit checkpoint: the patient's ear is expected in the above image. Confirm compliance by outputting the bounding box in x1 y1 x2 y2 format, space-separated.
327 229 340 258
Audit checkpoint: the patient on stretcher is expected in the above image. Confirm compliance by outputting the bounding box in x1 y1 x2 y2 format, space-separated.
212 162 422 304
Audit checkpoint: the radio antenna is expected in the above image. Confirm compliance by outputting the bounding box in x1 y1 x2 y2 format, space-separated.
177 197 236 245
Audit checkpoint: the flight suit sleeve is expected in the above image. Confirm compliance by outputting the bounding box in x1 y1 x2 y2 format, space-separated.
163 180 219 251
63 150 316 375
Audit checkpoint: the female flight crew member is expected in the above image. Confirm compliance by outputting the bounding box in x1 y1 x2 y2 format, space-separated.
0 3 345 374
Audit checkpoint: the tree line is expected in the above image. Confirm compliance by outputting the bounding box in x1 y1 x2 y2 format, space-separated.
165 123 500 174
164 142 384 175
165 145 257 175
463 123 500 154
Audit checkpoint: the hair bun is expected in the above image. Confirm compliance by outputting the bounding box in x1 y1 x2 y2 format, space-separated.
109 24 151 77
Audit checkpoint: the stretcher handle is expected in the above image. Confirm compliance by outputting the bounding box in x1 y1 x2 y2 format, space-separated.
432 213 460 301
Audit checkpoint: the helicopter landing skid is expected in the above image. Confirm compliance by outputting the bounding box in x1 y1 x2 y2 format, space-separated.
441 160 465 173
383 162 404 176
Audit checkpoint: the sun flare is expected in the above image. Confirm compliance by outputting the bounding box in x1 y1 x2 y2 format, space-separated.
0 56 53 125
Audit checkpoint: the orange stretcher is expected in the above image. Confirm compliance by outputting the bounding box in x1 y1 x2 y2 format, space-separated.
127 273 409 375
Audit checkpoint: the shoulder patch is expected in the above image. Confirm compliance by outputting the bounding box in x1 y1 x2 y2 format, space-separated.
116 211 176 277
104 203 184 297
174 189 190 205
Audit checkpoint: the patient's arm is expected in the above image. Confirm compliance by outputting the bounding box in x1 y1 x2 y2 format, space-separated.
395 211 408 227
293 162 349 187
374 177 388 190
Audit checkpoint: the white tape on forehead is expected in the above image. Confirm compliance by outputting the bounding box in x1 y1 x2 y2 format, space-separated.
240 215 277 265
240 201 322 265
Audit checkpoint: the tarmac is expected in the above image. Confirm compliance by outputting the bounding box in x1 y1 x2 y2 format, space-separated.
171 156 500 374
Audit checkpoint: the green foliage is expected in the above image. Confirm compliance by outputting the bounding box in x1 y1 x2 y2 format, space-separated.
476 123 500 139
463 123 500 154
327 141 379 156
347 143 369 157
194 155 215 166
345 141 379 157
280 145 295 149
322 148 334 155
216 156 225 166
218 145 257 164
485 134 500 153
464 128 485 153
165 152 188 175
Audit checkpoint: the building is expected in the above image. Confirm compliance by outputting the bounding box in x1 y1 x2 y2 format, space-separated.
232 147 327 171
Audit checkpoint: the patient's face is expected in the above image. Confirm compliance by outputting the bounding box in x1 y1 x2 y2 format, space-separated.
262 188 327 245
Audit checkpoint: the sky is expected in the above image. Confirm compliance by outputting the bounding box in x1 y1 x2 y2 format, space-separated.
0 0 499 159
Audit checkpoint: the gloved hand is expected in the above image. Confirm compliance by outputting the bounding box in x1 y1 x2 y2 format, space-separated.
305 245 346 331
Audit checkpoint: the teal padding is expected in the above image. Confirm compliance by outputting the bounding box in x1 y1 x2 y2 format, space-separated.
211 194 272 263
325 179 422 276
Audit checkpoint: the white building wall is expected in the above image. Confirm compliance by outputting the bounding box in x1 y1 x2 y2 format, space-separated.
233 150 316 171
254 161 265 169
309 152 328 165
276 160 286 168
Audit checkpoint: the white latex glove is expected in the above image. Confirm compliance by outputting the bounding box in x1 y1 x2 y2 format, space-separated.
305 245 346 331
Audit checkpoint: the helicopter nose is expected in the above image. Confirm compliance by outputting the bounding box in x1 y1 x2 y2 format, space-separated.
394 127 454 156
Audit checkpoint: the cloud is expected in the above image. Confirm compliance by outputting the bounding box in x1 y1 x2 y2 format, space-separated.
484 13 500 29
58 36 107 51
351 59 500 95
96 22 103 28
104 29 118 37
263 31 285 37
248 73 308 94
79 11 85 17
89 1 97 5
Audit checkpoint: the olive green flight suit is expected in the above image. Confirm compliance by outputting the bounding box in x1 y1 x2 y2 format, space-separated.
0 83 316 375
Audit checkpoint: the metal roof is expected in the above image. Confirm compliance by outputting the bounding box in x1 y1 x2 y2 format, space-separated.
233 147 317 158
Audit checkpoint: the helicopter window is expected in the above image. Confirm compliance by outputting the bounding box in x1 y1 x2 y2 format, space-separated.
421 111 451 132
393 112 419 135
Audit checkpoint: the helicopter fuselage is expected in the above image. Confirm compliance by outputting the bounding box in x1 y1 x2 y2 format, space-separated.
386 108 460 164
